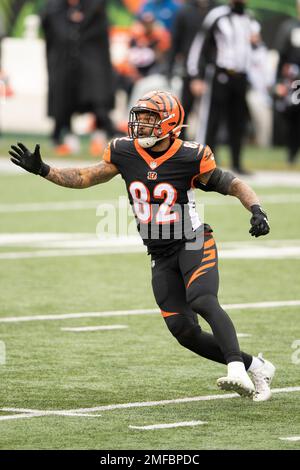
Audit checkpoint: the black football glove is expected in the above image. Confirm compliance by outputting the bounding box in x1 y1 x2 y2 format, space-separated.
249 204 270 237
9 143 50 177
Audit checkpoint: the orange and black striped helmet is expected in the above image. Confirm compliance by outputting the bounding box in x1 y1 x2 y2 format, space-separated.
128 90 185 148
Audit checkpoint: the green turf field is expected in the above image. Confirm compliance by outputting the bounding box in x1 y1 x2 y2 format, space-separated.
0 148 299 450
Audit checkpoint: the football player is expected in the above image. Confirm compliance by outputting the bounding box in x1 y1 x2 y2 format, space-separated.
9 90 275 401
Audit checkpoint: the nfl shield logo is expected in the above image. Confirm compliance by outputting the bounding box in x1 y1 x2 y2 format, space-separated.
150 161 157 169
147 171 158 180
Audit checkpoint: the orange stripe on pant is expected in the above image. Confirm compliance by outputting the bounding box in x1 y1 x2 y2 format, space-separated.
203 238 215 249
161 311 180 318
202 248 216 262
186 261 216 289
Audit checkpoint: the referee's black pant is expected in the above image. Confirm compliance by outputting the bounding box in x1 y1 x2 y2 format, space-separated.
151 226 252 368
201 68 248 172
284 104 300 163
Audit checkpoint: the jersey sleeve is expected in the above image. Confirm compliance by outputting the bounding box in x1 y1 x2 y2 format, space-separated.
191 144 216 188
102 140 120 167
199 145 216 174
103 143 111 163
102 137 131 171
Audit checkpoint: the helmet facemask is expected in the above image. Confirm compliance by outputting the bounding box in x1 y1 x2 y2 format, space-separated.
128 91 186 148
128 108 167 148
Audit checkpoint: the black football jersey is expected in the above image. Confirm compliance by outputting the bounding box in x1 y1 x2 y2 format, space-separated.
103 137 216 255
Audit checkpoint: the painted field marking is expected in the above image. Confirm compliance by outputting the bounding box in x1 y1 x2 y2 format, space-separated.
60 325 128 332
129 421 208 430
237 333 252 338
48 412 102 417
1 386 299 420
1 234 300 259
279 436 300 442
1 245 300 260
0 300 299 324
0 413 47 421
0 408 102 421
1 193 300 213
63 386 300 413
0 309 158 323
0 200 109 213
0 247 144 259
1 234 299 248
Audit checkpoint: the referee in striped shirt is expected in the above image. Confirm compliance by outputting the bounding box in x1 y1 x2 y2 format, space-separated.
187 0 260 174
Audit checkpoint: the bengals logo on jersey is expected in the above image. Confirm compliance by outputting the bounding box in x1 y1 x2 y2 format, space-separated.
147 171 158 180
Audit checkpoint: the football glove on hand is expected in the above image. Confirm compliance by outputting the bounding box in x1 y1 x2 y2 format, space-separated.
9 143 50 177
249 205 270 237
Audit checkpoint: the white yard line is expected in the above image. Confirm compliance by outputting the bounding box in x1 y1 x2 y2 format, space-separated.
279 436 300 442
129 421 207 430
0 300 299 324
57 413 103 417
1 234 300 260
0 308 158 323
223 300 300 309
60 325 128 332
0 412 102 421
64 386 300 413
0 408 101 418
0 412 48 421
1 245 300 259
1 193 300 213
1 387 299 420
1 234 299 248
237 333 252 338
0 200 106 213
1 235 300 259
0 247 144 259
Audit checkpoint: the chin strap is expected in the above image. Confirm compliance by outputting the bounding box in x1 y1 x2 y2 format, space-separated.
137 124 189 148
137 134 169 148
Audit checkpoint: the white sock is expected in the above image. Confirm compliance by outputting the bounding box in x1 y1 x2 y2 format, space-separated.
248 356 264 372
227 361 246 377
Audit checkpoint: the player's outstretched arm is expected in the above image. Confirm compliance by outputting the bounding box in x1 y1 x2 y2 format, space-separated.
196 169 270 238
9 143 119 188
228 177 270 238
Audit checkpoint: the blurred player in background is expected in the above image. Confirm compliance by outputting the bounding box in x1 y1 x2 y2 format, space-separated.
10 90 275 402
128 12 170 79
274 0 300 165
167 0 213 139
41 0 116 156
188 0 261 174
138 0 182 32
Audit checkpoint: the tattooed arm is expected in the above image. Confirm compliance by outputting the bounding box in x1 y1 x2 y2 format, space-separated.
196 169 269 237
197 170 260 211
9 142 119 188
45 160 119 188
227 177 260 211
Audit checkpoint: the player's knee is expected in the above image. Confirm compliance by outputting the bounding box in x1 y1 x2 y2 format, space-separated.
164 315 201 347
187 292 219 316
164 314 186 337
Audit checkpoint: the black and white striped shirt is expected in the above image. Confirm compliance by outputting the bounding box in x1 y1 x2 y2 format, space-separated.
187 5 260 79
